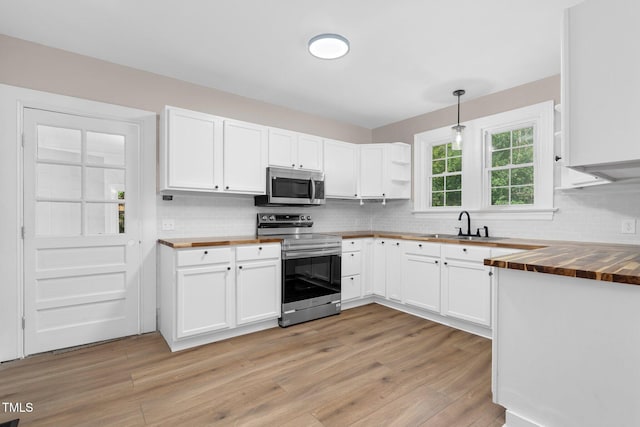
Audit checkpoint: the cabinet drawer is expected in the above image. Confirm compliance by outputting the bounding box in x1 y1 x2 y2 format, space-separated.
442 245 491 263
402 241 440 257
342 274 361 301
342 239 363 251
177 247 232 267
236 243 281 262
342 251 362 276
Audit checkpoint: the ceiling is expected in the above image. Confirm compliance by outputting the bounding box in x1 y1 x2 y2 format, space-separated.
0 0 583 129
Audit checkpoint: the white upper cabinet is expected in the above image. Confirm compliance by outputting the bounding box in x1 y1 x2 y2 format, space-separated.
323 139 359 199
359 144 385 198
563 0 640 179
268 128 323 172
161 106 224 191
358 142 411 199
161 107 266 194
296 133 323 172
223 119 267 194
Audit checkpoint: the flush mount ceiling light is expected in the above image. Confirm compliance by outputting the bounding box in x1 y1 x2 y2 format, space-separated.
308 33 350 59
451 89 466 150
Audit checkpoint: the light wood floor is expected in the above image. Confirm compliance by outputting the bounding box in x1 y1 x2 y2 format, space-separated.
0 304 504 426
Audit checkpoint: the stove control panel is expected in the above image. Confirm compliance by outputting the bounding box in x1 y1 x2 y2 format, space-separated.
257 213 313 228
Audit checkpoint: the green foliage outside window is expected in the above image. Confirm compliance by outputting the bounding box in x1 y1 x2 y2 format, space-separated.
431 142 462 207
489 127 534 206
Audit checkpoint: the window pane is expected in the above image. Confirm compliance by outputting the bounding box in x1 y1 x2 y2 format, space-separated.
86 167 125 200
87 132 125 166
36 202 81 236
491 169 509 187
512 146 533 164
432 176 444 191
492 131 511 150
511 166 534 186
86 203 124 235
492 149 511 167
513 127 534 146
511 186 534 205
445 191 461 206
491 188 509 205
432 144 446 160
36 164 81 199
446 143 462 157
432 159 446 174
432 192 444 207
447 156 462 173
37 125 81 162
445 174 462 191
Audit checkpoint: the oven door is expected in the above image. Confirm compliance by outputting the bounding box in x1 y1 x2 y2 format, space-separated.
282 250 341 307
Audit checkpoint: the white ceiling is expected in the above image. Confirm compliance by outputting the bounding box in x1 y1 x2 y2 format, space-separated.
0 0 583 129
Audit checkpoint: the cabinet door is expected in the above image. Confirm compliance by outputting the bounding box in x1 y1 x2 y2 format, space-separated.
268 128 297 169
165 107 223 191
565 0 640 167
442 260 492 326
385 240 403 302
236 259 280 325
223 120 267 194
372 239 387 296
323 139 359 198
297 134 323 171
361 239 374 296
402 254 440 312
359 144 385 198
176 265 233 338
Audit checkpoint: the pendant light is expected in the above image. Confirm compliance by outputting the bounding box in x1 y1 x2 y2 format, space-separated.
451 89 466 150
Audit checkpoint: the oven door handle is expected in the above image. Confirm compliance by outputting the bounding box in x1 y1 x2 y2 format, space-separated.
283 249 341 260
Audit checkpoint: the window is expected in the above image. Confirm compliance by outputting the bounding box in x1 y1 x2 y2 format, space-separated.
487 126 535 206
431 142 462 207
413 101 555 219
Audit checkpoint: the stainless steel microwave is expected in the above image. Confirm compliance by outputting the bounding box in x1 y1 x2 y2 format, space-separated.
254 167 325 206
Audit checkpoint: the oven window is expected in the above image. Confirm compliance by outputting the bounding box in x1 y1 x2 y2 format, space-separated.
272 177 311 199
283 254 341 303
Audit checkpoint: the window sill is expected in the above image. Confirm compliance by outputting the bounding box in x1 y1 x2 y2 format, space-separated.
411 207 557 220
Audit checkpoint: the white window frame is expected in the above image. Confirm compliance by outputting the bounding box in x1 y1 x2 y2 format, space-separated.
413 101 556 220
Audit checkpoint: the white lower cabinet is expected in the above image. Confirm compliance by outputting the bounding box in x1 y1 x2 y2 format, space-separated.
441 245 493 327
401 242 441 312
236 245 281 325
341 239 364 302
176 264 233 338
371 238 402 299
160 242 281 351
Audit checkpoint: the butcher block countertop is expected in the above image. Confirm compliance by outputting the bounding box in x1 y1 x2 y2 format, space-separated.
158 236 282 248
158 232 640 285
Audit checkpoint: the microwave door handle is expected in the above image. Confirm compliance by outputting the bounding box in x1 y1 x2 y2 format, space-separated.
310 178 316 201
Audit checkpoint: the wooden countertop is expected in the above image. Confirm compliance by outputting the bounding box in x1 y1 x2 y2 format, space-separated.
483 242 640 285
158 236 282 248
158 231 640 285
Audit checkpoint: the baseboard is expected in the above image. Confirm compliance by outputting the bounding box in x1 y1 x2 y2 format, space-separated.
504 410 543 427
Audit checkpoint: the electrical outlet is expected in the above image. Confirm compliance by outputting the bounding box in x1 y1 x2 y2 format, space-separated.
161 219 175 231
621 219 636 234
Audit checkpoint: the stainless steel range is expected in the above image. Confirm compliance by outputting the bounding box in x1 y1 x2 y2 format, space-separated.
257 213 341 327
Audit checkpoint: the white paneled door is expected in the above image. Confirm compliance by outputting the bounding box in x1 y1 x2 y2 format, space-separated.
23 108 140 355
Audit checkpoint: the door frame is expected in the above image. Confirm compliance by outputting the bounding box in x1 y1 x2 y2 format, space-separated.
0 83 156 361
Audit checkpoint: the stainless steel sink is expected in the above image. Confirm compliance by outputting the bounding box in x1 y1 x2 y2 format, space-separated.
420 233 459 239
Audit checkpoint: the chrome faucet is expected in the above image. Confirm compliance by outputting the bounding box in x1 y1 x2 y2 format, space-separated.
458 210 472 236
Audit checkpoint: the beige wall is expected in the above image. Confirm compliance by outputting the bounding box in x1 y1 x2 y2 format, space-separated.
0 34 371 143
372 75 560 144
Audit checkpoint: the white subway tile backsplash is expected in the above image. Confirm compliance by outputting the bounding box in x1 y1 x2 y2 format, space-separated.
157 183 640 245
